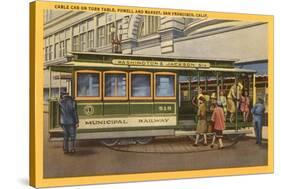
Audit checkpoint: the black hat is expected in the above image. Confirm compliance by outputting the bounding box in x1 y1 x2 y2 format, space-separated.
60 92 69 97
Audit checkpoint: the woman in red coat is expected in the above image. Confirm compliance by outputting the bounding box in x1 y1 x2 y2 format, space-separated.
210 101 225 149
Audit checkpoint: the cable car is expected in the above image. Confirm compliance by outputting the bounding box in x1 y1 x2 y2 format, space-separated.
47 52 256 146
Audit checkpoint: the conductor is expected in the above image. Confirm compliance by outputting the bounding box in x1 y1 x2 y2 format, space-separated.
58 92 79 154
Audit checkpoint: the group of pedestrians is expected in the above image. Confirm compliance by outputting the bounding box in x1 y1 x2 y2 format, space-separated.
193 96 226 149
192 86 266 149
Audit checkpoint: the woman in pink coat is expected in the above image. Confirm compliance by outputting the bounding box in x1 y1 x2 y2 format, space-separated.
210 101 225 149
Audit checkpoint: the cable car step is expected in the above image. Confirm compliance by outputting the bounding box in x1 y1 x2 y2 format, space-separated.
175 129 252 137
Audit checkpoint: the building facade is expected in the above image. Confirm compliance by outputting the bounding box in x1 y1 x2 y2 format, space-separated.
44 10 268 104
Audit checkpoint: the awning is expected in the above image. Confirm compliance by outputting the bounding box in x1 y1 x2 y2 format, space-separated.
235 61 267 75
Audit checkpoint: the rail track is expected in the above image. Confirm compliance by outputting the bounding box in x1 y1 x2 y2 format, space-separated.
104 135 243 154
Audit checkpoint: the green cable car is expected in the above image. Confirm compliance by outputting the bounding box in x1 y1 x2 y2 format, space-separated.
47 52 256 146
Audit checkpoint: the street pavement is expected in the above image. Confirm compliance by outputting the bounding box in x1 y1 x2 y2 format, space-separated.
43 113 267 178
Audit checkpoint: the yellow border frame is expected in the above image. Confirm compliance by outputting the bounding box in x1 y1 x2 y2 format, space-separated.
30 1 274 188
154 72 177 100
74 70 102 101
129 71 153 100
103 70 128 100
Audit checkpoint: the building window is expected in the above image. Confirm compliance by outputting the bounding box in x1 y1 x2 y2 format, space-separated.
155 73 176 99
48 45 53 60
130 72 152 99
44 10 53 23
87 30 94 49
106 14 113 23
140 16 160 37
73 35 79 51
65 39 70 54
104 71 128 100
80 33 87 51
54 43 59 59
97 14 105 27
106 23 114 45
45 47 48 61
75 71 101 100
79 22 87 33
97 27 105 47
59 41 65 57
116 20 122 36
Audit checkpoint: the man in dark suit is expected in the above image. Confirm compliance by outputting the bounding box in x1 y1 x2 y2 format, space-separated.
251 97 265 145
58 92 79 153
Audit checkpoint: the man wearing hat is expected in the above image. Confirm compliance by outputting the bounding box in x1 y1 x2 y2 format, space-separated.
251 97 265 145
58 92 79 153
193 96 208 146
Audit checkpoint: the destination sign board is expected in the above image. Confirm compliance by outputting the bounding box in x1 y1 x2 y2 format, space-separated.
112 59 210 68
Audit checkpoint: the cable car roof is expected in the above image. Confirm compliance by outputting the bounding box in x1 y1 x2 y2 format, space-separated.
46 52 255 73
48 61 256 73
68 51 239 62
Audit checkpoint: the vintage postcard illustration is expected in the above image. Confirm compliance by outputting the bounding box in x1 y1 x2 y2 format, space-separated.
29 1 274 187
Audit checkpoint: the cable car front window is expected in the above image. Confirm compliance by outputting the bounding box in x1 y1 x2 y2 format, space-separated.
105 73 126 97
77 73 100 97
156 75 175 97
132 74 151 97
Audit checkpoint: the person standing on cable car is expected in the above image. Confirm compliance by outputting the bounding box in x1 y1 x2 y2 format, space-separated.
209 92 217 113
219 90 227 120
240 91 250 122
58 92 79 154
191 87 204 122
227 82 243 123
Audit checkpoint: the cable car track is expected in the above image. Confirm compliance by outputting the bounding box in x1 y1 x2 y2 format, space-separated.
104 135 242 154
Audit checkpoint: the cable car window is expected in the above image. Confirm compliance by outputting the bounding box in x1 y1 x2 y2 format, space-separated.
105 73 126 97
131 74 151 97
156 74 175 97
77 73 100 97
